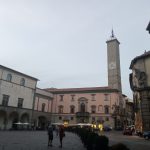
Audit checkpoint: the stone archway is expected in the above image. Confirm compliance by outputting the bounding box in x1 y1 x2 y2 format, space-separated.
20 113 30 130
8 111 19 129
0 110 7 130
20 113 29 123
38 116 47 130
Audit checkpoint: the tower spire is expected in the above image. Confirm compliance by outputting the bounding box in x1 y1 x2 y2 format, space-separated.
111 29 114 38
106 29 120 44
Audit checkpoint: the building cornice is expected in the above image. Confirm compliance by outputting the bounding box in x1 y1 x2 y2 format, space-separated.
45 86 119 94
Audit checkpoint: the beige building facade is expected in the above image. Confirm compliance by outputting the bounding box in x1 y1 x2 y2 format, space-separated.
0 65 38 130
0 65 53 130
129 51 150 132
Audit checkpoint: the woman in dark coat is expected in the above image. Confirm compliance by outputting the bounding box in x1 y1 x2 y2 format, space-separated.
47 125 53 146
59 125 65 148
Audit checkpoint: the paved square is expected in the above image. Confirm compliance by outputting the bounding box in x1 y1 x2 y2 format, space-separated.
0 131 86 150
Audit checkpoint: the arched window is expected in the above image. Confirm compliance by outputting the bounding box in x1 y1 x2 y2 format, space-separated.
20 78 25 86
42 103 45 112
104 105 109 114
58 105 63 113
6 73 12 82
70 105 75 113
80 103 85 113
91 105 96 113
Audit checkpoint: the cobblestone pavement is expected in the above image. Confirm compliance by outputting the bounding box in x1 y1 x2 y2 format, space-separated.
103 131 150 150
0 131 86 150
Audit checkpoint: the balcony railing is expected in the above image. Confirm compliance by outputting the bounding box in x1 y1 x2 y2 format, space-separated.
76 112 90 117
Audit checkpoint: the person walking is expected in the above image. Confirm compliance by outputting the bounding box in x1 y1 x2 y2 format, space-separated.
55 125 59 137
59 125 65 148
47 125 53 147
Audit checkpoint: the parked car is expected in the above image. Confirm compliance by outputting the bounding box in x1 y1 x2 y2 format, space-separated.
123 127 132 135
143 131 150 140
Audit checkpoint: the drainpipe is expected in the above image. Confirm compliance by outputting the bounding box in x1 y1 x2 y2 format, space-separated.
31 81 38 126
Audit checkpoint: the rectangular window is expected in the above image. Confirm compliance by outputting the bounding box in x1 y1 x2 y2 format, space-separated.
6 74 12 82
105 106 109 114
91 105 96 113
18 98 24 108
104 94 109 101
42 103 45 112
91 94 96 101
59 116 62 120
71 117 74 120
71 95 75 101
2 95 9 106
60 95 64 101
58 106 63 113
92 110 96 113
70 106 75 113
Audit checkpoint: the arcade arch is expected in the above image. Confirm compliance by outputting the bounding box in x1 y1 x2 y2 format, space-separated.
0 110 7 130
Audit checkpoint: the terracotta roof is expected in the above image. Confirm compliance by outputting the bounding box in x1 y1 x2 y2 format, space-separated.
129 51 150 69
45 86 119 93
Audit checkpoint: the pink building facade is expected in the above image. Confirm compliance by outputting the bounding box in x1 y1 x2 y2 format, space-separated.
46 87 120 128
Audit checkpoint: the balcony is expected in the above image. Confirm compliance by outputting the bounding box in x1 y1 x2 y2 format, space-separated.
76 112 90 117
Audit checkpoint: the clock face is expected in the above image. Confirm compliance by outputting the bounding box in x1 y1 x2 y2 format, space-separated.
109 62 116 69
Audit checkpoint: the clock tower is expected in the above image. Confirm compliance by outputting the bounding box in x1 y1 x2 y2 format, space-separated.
106 30 122 92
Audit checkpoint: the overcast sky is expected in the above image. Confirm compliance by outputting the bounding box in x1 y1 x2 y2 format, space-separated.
0 0 149 98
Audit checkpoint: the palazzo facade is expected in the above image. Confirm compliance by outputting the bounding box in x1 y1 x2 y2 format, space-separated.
46 87 120 128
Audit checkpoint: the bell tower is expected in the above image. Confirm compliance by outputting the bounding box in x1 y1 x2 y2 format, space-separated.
106 30 122 92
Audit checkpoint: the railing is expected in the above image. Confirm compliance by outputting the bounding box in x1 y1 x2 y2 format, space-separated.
76 112 90 117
